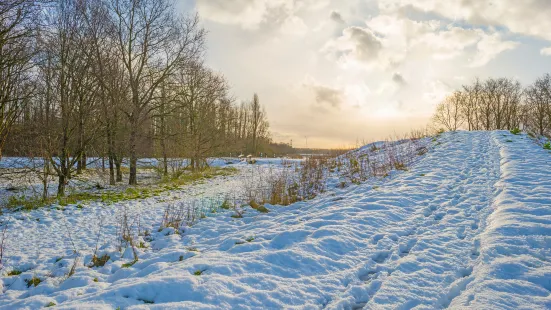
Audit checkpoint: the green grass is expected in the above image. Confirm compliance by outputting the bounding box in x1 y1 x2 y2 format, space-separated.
25 276 41 288
45 302 56 307
89 254 110 268
545 142 551 150
220 199 232 210
7 269 22 276
510 128 522 135
5 196 53 211
250 200 270 213
193 270 203 276
255 205 269 213
4 167 238 211
161 167 237 187
122 259 138 268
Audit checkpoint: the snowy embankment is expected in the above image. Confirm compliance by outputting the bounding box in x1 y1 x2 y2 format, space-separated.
0 131 550 309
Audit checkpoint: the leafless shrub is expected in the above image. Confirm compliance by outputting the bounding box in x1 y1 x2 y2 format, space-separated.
298 156 327 199
116 206 139 261
160 203 186 231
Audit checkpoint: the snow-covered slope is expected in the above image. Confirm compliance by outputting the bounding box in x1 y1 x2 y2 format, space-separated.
1 131 550 309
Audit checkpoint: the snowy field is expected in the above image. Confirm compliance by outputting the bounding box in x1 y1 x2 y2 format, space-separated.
0 131 550 309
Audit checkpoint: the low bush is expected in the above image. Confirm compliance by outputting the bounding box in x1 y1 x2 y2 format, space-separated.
89 254 110 268
7 269 22 276
25 276 41 288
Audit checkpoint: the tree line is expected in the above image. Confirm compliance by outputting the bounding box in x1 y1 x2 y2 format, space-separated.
0 0 271 196
432 75 551 136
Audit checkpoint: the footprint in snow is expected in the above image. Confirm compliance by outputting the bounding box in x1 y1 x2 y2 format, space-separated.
471 240 481 258
398 239 417 257
457 227 466 240
372 251 390 264
359 270 378 282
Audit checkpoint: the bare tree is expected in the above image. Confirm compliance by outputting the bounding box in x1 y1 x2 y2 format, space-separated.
36 0 100 196
432 91 464 131
461 78 482 131
107 0 205 185
175 62 229 171
0 0 36 159
525 74 551 136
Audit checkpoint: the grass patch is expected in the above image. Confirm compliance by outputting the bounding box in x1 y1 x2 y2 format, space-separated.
255 205 269 213
46 302 56 307
510 128 521 135
121 259 138 268
89 254 110 268
25 276 41 288
93 277 98 282
220 200 232 210
5 196 53 211
161 167 238 187
7 269 22 276
249 200 269 213
394 162 408 171
58 192 97 206
4 167 237 211
193 270 203 276
544 142 551 150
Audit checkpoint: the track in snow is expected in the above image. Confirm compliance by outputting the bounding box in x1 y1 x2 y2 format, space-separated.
325 131 502 309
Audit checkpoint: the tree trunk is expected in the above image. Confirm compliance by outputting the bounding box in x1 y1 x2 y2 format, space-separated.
42 160 49 201
115 159 123 182
108 155 115 185
57 173 66 197
161 138 168 176
128 121 138 185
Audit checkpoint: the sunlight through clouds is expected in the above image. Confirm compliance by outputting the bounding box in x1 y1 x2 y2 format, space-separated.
189 0 551 147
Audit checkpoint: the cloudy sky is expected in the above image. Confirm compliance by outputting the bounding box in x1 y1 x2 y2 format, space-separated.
178 0 551 148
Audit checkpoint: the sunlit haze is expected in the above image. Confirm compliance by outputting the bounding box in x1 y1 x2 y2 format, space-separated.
178 0 551 148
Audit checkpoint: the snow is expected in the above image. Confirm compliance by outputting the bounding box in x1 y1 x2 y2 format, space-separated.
1 131 550 309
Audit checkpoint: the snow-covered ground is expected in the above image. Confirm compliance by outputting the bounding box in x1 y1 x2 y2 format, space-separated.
0 131 550 309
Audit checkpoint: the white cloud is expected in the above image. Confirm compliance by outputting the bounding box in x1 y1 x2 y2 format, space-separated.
330 11 345 24
196 0 268 29
541 47 551 56
322 26 385 69
469 33 519 67
324 13 517 70
378 0 551 41
280 16 309 36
